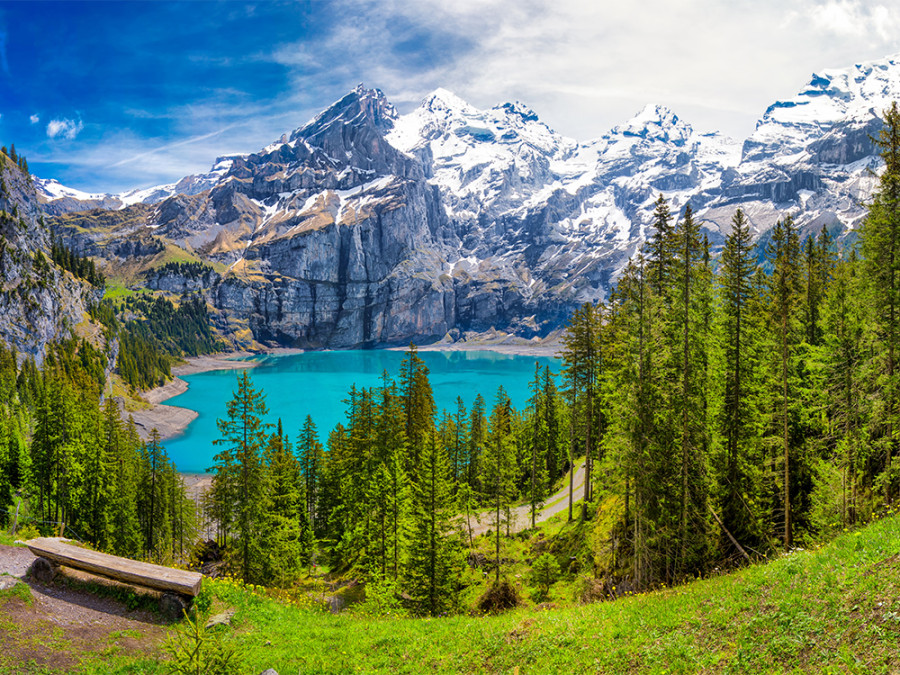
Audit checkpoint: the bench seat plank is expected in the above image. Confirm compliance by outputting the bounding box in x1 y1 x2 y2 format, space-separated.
25 537 202 597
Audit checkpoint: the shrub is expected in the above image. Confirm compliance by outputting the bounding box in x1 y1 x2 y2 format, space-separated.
164 610 242 675
476 580 521 614
530 553 561 600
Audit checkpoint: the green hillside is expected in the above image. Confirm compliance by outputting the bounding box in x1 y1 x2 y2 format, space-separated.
57 510 898 675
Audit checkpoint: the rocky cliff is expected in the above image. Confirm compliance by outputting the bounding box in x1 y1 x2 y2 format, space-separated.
0 153 101 361
41 55 900 349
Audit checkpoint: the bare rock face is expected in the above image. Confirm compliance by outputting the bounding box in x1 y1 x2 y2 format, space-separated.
0 156 100 362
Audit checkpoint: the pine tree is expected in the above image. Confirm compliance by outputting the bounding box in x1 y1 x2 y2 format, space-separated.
297 415 325 536
672 203 711 574
400 343 436 470
483 387 517 583
526 363 549 528
138 430 171 561
263 421 310 586
647 194 676 295
467 394 486 496
406 429 459 615
716 208 762 552
561 302 598 519
211 371 271 582
766 216 803 546
821 253 867 526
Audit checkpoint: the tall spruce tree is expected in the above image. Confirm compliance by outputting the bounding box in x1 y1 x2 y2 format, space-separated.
766 216 803 547
406 429 459 615
717 208 761 552
483 387 517 583
297 415 325 536
211 370 271 582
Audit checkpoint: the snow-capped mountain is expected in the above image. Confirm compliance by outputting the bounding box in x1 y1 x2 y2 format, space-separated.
37 155 240 215
44 55 900 348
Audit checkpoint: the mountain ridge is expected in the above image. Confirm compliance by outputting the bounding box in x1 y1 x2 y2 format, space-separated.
39 53 900 349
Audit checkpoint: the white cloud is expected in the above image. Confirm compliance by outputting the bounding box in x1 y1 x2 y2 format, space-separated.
29 114 39 124
32 0 900 193
46 117 83 140
265 0 900 142
792 1 900 41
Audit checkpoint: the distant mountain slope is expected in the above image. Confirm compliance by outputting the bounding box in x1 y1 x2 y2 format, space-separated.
44 54 900 348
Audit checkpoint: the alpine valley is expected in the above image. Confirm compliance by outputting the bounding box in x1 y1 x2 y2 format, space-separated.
14 53 900 354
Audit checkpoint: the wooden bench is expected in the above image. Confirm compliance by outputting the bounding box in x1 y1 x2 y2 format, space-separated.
25 537 202 618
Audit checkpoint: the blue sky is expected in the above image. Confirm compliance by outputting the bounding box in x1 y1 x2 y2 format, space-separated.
2 0 899 193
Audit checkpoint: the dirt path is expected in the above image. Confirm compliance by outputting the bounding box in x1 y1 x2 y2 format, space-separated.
0 544 169 672
466 460 586 537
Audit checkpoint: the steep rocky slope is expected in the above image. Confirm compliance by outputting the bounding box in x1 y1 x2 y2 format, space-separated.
0 153 101 361
42 54 900 349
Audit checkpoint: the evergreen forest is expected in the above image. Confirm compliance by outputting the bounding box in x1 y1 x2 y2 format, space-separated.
3 105 900 622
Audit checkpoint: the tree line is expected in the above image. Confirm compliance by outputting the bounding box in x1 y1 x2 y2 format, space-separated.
91 293 223 390
50 238 105 288
566 103 900 589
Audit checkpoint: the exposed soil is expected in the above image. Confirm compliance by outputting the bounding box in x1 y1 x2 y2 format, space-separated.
0 544 169 673
401 329 564 358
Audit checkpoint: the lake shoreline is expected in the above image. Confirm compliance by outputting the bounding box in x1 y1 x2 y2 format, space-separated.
134 337 563 452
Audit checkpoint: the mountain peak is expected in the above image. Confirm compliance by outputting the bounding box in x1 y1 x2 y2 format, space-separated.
421 88 475 114
290 84 397 145
613 104 692 144
494 101 540 123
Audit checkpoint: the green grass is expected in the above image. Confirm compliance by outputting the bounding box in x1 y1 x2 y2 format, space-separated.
102 281 150 300
0 575 32 605
68 510 900 674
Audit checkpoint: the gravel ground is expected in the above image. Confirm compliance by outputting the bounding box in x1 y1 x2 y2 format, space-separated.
0 544 168 672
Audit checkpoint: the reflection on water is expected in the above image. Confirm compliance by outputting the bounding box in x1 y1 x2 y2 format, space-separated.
164 350 559 473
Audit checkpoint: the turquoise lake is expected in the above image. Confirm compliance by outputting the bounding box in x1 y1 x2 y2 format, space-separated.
163 350 559 473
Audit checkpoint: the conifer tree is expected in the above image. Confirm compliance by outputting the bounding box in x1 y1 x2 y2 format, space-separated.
211 371 271 582
400 344 436 469
263 421 310 585
821 253 866 525
406 428 459 615
526 363 549 528
717 208 761 550
467 394 486 496
672 203 711 573
647 194 676 295
483 387 517 583
766 216 803 546
297 415 325 535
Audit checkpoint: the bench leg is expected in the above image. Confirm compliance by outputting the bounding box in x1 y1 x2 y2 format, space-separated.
160 592 190 620
30 557 58 583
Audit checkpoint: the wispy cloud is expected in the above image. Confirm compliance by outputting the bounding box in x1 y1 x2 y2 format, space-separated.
46 117 83 140
29 114 39 124
261 0 900 141
21 0 900 193
109 125 238 168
